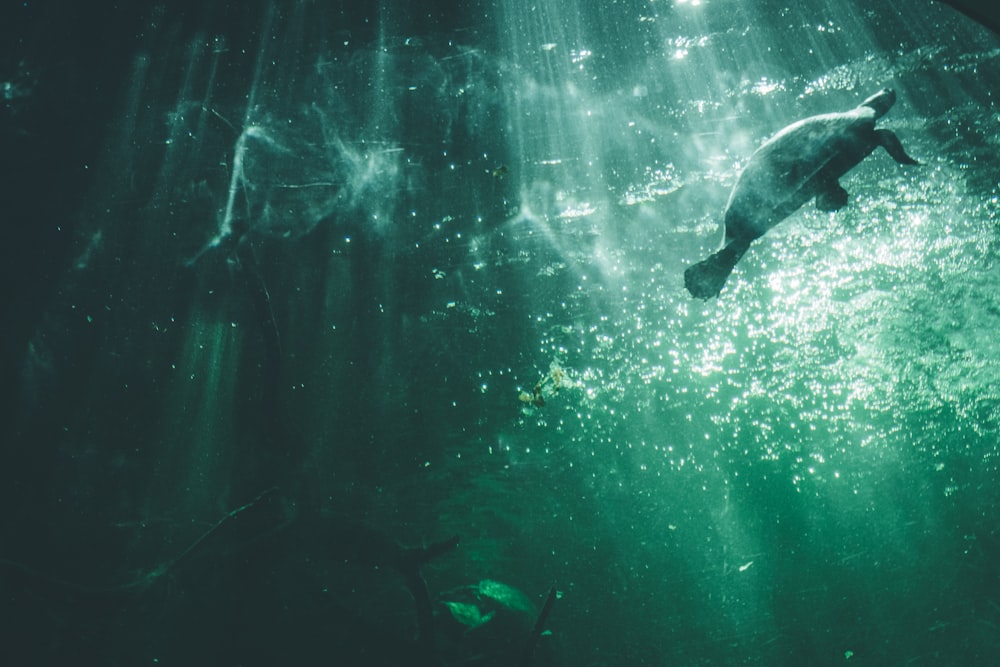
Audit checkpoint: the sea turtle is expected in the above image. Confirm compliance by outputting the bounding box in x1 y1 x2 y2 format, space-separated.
684 88 919 299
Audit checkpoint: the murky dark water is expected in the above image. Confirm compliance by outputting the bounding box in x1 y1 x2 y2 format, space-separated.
2 1 997 665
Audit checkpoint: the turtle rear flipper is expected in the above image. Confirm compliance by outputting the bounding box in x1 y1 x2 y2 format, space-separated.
876 129 919 165
684 238 752 299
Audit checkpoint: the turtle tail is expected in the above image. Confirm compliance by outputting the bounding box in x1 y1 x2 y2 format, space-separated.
684 237 752 299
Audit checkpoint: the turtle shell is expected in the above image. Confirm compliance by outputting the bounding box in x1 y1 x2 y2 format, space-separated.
723 106 879 241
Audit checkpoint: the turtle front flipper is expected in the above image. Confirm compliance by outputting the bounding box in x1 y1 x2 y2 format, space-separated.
684 237 752 299
876 129 920 165
816 181 849 211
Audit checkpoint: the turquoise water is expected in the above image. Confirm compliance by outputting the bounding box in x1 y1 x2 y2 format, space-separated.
2 1 998 664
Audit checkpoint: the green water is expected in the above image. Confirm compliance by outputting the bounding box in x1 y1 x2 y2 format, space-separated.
2 0 997 664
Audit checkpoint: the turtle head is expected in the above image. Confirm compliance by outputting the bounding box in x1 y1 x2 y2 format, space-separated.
860 88 896 118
